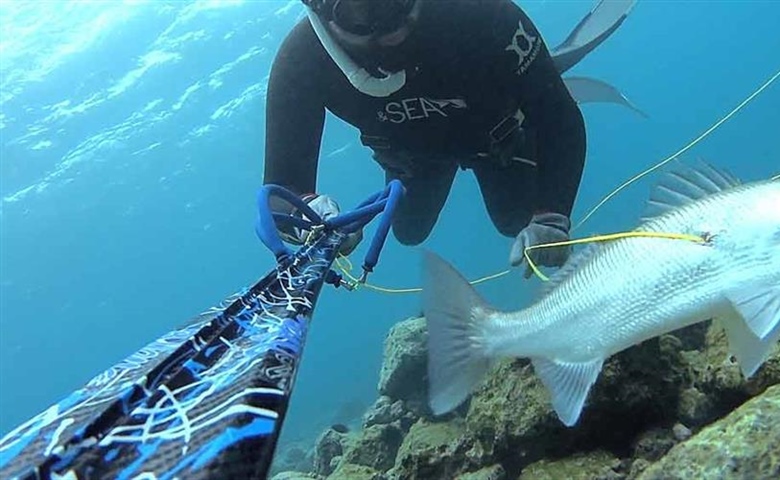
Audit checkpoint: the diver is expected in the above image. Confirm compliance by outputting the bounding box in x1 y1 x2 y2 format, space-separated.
263 0 636 276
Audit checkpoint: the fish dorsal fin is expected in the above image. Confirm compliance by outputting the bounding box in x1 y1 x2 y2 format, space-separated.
537 243 601 298
641 160 741 221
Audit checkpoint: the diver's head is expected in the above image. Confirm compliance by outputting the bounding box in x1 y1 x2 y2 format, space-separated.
302 0 419 97
303 0 421 50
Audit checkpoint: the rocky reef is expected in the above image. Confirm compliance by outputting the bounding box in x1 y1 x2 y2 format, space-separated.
272 315 780 479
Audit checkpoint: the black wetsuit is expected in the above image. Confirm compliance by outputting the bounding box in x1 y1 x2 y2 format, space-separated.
264 0 585 245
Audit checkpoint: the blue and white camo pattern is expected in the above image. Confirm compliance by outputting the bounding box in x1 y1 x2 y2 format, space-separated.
0 232 344 480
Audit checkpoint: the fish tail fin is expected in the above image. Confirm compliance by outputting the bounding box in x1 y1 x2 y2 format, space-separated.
423 250 495 415
422 251 604 427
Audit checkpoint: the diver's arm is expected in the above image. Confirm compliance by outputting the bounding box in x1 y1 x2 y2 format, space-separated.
531 95 586 218
482 0 586 218
263 20 326 214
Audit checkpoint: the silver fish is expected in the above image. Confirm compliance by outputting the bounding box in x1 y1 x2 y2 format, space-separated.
424 163 780 426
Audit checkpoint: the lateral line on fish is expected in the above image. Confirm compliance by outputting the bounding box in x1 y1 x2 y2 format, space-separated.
523 231 707 281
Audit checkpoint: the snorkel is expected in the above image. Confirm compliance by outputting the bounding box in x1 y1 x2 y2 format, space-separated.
304 0 417 97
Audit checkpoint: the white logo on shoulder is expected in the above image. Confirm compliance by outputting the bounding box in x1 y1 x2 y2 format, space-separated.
506 19 541 75
377 97 468 124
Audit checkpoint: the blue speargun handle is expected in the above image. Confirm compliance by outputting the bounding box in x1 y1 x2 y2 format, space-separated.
255 179 405 283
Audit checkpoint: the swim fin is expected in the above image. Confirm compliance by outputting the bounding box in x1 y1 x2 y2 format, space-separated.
551 0 643 116
551 0 637 74
563 76 647 117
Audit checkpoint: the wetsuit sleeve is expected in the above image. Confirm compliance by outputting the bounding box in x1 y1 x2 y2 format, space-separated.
263 20 326 213
478 0 587 220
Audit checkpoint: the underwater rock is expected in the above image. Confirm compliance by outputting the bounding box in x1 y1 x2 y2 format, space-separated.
463 359 560 469
670 423 691 442
583 334 691 431
636 384 780 480
362 395 417 433
313 426 350 477
464 321 779 475
328 463 386 480
674 386 715 426
455 464 506 480
269 440 315 477
377 316 428 405
626 459 651 480
338 316 780 479
669 320 780 434
363 396 394 427
681 323 780 424
518 451 623 480
269 472 320 480
630 427 676 462
462 333 692 475
329 424 349 434
388 418 471 479
668 319 709 351
330 398 369 430
341 424 404 472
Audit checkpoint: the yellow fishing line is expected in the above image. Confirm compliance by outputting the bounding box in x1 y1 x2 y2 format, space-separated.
522 231 706 281
334 255 509 293
335 231 704 292
574 69 780 231
334 69 779 293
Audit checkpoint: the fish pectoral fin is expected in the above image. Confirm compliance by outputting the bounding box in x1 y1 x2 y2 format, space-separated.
720 308 780 378
532 357 604 427
726 284 780 340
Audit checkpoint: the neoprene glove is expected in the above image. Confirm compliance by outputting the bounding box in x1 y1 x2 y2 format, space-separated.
288 194 363 256
509 212 572 278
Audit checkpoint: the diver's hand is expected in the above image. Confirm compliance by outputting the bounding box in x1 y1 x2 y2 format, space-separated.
509 212 571 278
293 194 363 255
303 193 340 222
